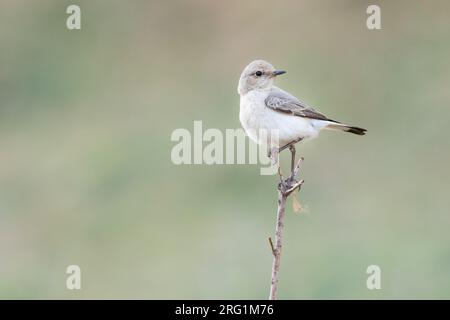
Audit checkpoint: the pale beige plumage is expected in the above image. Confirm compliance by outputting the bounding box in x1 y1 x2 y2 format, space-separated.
238 60 366 147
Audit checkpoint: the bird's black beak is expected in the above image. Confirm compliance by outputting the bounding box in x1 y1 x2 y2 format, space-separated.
272 70 286 77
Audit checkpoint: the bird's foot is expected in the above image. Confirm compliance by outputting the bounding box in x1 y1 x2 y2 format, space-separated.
277 157 305 196
279 177 304 197
278 177 304 196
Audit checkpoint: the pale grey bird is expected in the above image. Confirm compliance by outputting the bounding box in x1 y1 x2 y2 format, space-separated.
238 59 366 170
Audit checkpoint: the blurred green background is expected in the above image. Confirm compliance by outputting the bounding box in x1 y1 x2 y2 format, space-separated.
1 0 449 299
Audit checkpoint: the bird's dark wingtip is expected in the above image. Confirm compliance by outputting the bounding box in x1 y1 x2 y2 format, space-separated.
346 126 367 135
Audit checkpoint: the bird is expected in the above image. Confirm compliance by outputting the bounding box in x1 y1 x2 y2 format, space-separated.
238 59 366 172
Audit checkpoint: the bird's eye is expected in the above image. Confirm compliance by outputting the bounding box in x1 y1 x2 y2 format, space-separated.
255 71 263 77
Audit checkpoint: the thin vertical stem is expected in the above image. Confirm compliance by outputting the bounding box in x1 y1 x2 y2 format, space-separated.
269 154 303 300
269 190 287 300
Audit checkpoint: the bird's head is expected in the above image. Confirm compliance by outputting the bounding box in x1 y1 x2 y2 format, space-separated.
238 60 286 95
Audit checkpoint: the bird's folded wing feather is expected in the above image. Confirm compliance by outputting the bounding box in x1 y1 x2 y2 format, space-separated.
264 87 338 123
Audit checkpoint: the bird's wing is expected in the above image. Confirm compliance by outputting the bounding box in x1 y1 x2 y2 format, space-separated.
265 87 338 122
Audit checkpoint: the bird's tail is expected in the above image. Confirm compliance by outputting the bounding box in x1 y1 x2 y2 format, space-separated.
325 123 367 135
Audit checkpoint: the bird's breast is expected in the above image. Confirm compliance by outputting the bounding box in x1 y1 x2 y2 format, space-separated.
239 91 269 129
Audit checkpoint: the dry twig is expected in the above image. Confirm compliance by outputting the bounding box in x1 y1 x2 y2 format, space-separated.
268 146 304 300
